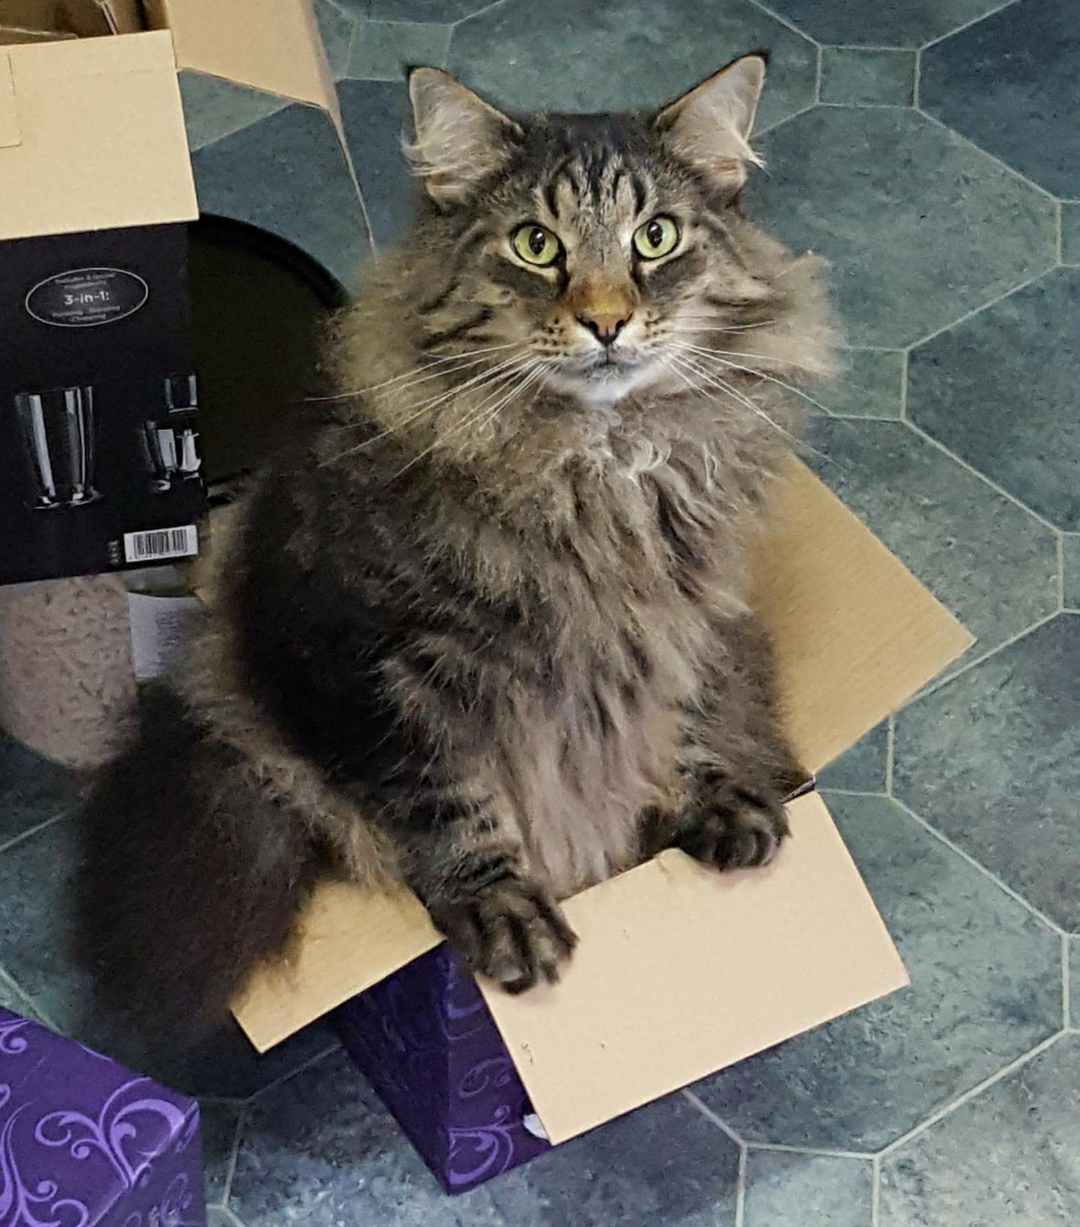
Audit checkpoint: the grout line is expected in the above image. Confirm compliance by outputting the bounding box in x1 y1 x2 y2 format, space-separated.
877 1031 1064 1158
1054 198 1063 265
755 101 818 139
1057 532 1066 612
747 1140 876 1160
901 416 1062 532
818 101 915 110
898 349 909 420
915 608 1059 703
681 1090 744 1146
1063 935 1072 1031
912 46 921 109
735 1140 748 1227
744 0 821 44
344 11 360 77
451 0 510 27
885 715 895 796
0 963 62 1034
919 0 1025 52
871 1155 882 1226
890 795 1065 935
220 1102 247 1208
912 105 1058 202
819 43 912 52
247 1039 340 1104
0 812 63 858
813 44 822 104
905 266 1053 353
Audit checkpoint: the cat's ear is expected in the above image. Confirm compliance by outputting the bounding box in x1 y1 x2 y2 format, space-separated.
406 68 522 207
653 54 766 195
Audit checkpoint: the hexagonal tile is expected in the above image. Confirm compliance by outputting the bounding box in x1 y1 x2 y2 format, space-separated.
894 614 1080 932
805 418 1058 676
230 1049 505 1226
448 0 816 125
0 818 336 1099
348 19 452 81
313 0 356 82
0 733 79 850
921 0 1080 199
879 1036 1080 1225
821 350 904 419
908 267 1080 532
337 78 415 248
743 1151 872 1227
349 0 491 19
485 1095 740 1226
1063 202 1080 266
819 47 915 106
178 72 290 153
753 0 1009 48
1065 536 1080 610
749 108 1056 347
201 1100 244 1206
818 720 889 792
1071 939 1079 1027
692 793 1061 1150
191 104 370 294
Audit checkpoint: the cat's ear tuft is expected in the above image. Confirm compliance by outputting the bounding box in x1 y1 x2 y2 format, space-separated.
405 68 522 207
653 54 767 196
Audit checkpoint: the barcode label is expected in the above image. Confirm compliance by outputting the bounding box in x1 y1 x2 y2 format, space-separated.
123 525 198 563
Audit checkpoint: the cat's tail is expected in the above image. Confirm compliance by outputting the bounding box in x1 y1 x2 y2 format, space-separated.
77 684 321 1041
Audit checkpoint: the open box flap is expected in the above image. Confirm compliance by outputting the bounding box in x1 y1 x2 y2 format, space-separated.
757 456 974 774
233 458 971 1055
481 791 907 1144
146 0 337 115
0 31 197 240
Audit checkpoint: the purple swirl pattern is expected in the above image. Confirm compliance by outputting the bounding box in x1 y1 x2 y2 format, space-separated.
334 946 551 1193
0 1009 205 1227
0 1023 28 1059
35 1080 190 1192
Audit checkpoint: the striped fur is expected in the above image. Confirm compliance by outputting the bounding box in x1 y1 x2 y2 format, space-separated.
80 57 838 1036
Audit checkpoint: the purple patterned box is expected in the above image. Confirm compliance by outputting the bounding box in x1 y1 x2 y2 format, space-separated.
0 1008 205 1227
332 947 551 1193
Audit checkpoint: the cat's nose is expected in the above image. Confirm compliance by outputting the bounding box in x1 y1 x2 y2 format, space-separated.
577 312 632 346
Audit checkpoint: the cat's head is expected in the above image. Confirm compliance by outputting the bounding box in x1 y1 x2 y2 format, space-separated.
400 56 818 410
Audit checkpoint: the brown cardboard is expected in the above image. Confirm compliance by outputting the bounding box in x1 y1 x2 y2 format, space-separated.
233 457 973 1089
756 457 974 773
0 32 198 241
145 0 337 114
481 791 907 1144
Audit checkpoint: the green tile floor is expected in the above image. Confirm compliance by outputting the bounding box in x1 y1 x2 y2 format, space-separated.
2 0 1077 1223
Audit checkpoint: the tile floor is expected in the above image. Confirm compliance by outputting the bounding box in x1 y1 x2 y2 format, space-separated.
2 0 1077 1223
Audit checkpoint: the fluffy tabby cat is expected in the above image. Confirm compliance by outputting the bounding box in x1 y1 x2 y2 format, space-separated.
81 55 837 1036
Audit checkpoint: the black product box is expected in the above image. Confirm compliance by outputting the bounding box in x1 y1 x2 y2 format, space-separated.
0 223 204 586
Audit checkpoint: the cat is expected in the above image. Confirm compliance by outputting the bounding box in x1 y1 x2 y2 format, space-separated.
79 54 837 1038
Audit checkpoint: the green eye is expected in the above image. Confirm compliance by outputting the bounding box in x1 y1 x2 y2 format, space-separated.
512 224 561 266
633 215 679 259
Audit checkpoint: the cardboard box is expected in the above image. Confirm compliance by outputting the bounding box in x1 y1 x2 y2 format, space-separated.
0 0 352 586
233 458 975 1189
0 1007 206 1226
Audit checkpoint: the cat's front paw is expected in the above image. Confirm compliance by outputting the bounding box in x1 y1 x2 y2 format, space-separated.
675 784 789 871
432 876 578 994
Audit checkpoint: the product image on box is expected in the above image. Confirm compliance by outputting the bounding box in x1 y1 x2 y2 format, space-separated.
16 385 99 509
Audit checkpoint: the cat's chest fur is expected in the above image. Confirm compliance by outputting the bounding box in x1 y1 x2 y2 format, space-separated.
479 457 747 897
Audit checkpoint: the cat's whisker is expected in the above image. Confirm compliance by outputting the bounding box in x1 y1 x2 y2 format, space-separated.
678 344 836 415
677 341 830 377
677 319 777 333
321 356 531 465
669 350 804 449
304 342 520 405
391 362 545 479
